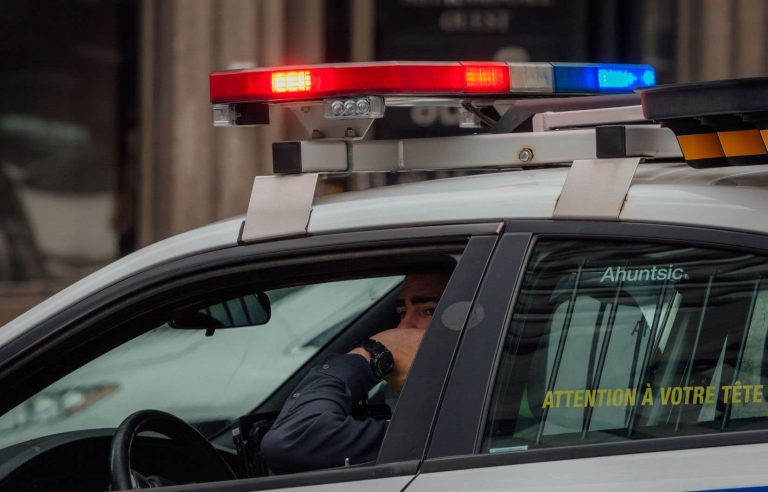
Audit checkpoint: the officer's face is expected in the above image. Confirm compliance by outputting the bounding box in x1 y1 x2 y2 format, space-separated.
395 274 449 331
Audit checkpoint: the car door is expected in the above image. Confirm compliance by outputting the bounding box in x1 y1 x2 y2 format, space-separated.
0 222 500 491
413 221 768 492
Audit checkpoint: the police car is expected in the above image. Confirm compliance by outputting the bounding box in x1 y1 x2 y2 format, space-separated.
0 61 767 491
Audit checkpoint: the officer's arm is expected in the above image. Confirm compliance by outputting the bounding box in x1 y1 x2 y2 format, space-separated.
260 353 387 474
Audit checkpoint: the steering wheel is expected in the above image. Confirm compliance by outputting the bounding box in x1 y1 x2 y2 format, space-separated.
110 410 235 490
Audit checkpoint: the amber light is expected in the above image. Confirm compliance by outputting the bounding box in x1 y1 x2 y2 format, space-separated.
271 70 312 93
463 64 510 92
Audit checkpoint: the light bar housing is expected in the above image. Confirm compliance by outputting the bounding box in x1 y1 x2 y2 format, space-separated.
639 77 768 168
209 61 656 104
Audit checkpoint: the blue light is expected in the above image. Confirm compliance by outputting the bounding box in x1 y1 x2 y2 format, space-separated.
642 69 656 86
552 63 656 94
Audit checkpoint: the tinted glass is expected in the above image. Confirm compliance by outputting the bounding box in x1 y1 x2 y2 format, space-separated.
483 240 768 453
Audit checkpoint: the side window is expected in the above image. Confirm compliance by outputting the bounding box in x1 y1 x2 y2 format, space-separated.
0 276 402 450
483 239 768 453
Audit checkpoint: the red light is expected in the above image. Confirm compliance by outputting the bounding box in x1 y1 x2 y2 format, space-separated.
209 62 511 103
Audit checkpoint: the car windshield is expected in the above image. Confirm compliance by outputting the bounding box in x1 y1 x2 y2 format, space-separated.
0 276 402 450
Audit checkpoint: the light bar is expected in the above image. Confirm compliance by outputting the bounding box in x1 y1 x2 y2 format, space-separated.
209 62 657 104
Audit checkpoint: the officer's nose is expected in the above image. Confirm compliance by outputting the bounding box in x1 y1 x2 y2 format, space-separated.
397 309 417 329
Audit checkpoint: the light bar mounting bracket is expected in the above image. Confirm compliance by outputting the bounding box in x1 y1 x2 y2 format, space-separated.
287 103 377 140
554 158 641 220
240 174 318 243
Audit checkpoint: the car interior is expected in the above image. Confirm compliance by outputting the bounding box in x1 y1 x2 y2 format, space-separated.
0 247 459 491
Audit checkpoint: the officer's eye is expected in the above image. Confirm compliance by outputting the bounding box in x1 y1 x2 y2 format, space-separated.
397 310 406 320
424 307 436 317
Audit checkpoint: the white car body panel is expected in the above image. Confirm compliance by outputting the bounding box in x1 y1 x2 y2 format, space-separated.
310 164 768 235
308 169 565 233
408 444 768 491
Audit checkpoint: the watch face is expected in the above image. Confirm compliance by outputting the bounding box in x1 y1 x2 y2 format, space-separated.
362 339 395 379
375 351 395 378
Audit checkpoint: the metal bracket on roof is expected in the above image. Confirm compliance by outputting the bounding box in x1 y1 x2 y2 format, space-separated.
286 103 377 140
240 174 318 243
553 157 641 220
273 140 348 174
596 125 682 159
271 125 680 175
492 94 641 133
273 130 600 174
532 105 646 131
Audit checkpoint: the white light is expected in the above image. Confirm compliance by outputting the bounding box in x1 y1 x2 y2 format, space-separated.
356 98 371 115
323 97 385 120
331 100 344 116
343 100 356 116
212 104 237 126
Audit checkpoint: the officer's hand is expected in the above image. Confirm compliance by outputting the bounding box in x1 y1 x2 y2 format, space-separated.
373 328 425 392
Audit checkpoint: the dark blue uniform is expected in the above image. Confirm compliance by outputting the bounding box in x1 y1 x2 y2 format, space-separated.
261 353 387 474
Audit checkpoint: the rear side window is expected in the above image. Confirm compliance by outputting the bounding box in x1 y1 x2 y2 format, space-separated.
483 239 768 453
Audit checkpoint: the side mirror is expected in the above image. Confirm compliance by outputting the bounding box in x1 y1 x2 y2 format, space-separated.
169 292 271 334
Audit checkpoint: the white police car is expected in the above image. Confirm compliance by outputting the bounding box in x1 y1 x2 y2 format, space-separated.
1 62 768 491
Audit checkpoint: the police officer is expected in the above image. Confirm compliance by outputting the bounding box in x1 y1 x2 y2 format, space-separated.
260 274 450 474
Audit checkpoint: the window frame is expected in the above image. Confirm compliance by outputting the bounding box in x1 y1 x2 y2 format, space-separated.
424 219 768 474
0 222 500 491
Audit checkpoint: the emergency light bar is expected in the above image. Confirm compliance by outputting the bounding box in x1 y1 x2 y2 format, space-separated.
209 61 656 104
640 78 768 167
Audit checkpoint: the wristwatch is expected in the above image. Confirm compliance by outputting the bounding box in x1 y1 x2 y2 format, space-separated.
359 339 395 381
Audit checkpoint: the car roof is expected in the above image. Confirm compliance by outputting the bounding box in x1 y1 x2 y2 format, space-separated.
309 162 768 234
4 161 768 339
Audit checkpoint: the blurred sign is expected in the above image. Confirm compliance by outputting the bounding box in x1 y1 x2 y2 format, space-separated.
375 0 589 138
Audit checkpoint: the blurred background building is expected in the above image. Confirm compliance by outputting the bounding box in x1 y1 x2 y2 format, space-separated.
0 0 767 323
